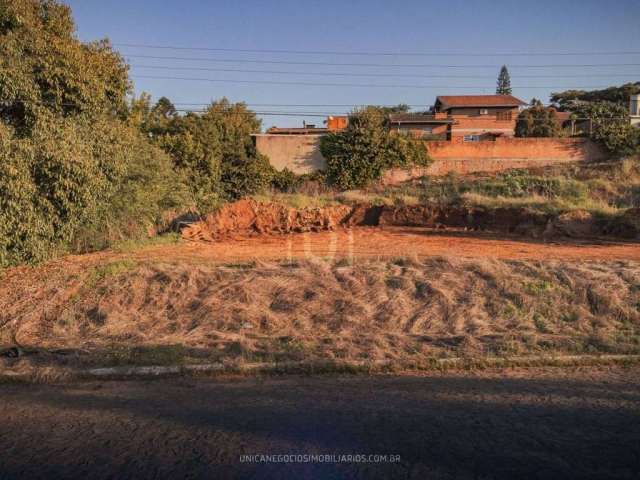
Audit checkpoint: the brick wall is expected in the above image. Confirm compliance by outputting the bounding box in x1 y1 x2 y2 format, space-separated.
449 114 517 137
383 137 606 183
253 134 607 178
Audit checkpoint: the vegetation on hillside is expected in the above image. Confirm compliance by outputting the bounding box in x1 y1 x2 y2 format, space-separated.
550 82 640 109
0 1 637 269
259 159 640 226
382 160 640 214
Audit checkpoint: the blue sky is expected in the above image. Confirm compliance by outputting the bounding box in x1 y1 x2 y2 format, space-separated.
66 0 640 128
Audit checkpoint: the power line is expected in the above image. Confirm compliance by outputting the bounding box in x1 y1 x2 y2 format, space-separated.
165 102 572 108
115 43 640 57
130 64 640 79
7 99 630 120
131 74 619 89
123 54 640 69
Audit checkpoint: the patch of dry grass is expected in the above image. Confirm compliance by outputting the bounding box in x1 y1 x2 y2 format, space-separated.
1 257 639 372
459 192 619 215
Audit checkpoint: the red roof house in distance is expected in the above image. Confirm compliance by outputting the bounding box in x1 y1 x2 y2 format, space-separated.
434 94 526 140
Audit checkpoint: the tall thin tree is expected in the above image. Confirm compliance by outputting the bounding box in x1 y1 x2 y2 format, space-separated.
496 65 512 95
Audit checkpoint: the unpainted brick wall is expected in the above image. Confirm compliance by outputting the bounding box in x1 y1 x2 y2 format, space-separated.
382 137 606 183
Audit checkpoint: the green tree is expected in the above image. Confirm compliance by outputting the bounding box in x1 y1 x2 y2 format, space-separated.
0 0 190 266
515 105 561 138
320 107 431 190
496 65 512 95
141 98 272 208
550 82 640 110
0 0 129 134
570 101 639 155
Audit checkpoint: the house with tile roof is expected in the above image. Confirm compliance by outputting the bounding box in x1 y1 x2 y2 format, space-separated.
391 94 526 141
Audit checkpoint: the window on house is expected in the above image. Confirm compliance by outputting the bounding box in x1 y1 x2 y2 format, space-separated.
463 135 481 142
496 111 512 121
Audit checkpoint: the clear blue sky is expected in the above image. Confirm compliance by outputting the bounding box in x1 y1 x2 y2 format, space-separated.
65 0 640 128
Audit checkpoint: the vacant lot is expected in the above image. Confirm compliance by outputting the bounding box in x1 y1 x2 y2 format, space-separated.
1 366 639 479
1 230 639 374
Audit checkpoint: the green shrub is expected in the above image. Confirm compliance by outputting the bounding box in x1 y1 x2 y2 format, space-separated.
515 105 562 138
271 168 302 192
137 97 269 208
221 153 274 200
0 113 191 266
320 107 431 190
564 101 640 156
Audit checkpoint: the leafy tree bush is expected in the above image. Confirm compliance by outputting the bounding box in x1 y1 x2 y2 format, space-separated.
135 97 272 208
0 0 129 133
570 101 640 156
270 168 302 192
320 107 431 190
0 0 190 266
550 82 640 110
515 104 562 137
550 84 640 156
70 123 192 252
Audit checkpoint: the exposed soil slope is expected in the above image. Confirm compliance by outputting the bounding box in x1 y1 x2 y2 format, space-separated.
182 199 640 242
182 199 352 241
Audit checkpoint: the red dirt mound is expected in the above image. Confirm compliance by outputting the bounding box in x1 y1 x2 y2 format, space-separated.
182 199 352 241
182 199 639 242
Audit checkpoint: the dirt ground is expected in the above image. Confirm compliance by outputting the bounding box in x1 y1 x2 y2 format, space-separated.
1 366 639 479
79 228 640 265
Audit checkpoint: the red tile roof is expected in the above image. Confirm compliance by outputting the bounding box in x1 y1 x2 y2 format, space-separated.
554 112 572 122
436 95 526 109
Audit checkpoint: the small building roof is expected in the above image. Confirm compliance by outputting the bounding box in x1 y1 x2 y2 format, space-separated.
550 110 572 122
435 95 526 110
388 113 454 124
265 127 330 135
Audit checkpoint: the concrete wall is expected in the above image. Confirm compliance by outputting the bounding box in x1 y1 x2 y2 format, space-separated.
253 134 326 174
254 133 606 179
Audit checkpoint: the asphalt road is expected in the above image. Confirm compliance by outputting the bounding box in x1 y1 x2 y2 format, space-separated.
1 367 639 479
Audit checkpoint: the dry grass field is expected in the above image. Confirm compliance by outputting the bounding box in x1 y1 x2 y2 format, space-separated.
2 230 639 376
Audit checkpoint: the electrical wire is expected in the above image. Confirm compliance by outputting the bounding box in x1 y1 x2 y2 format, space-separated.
131 74 620 89
129 64 640 79
115 43 640 57
122 54 640 69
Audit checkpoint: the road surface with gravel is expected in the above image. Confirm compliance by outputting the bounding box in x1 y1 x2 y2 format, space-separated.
1 366 639 479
